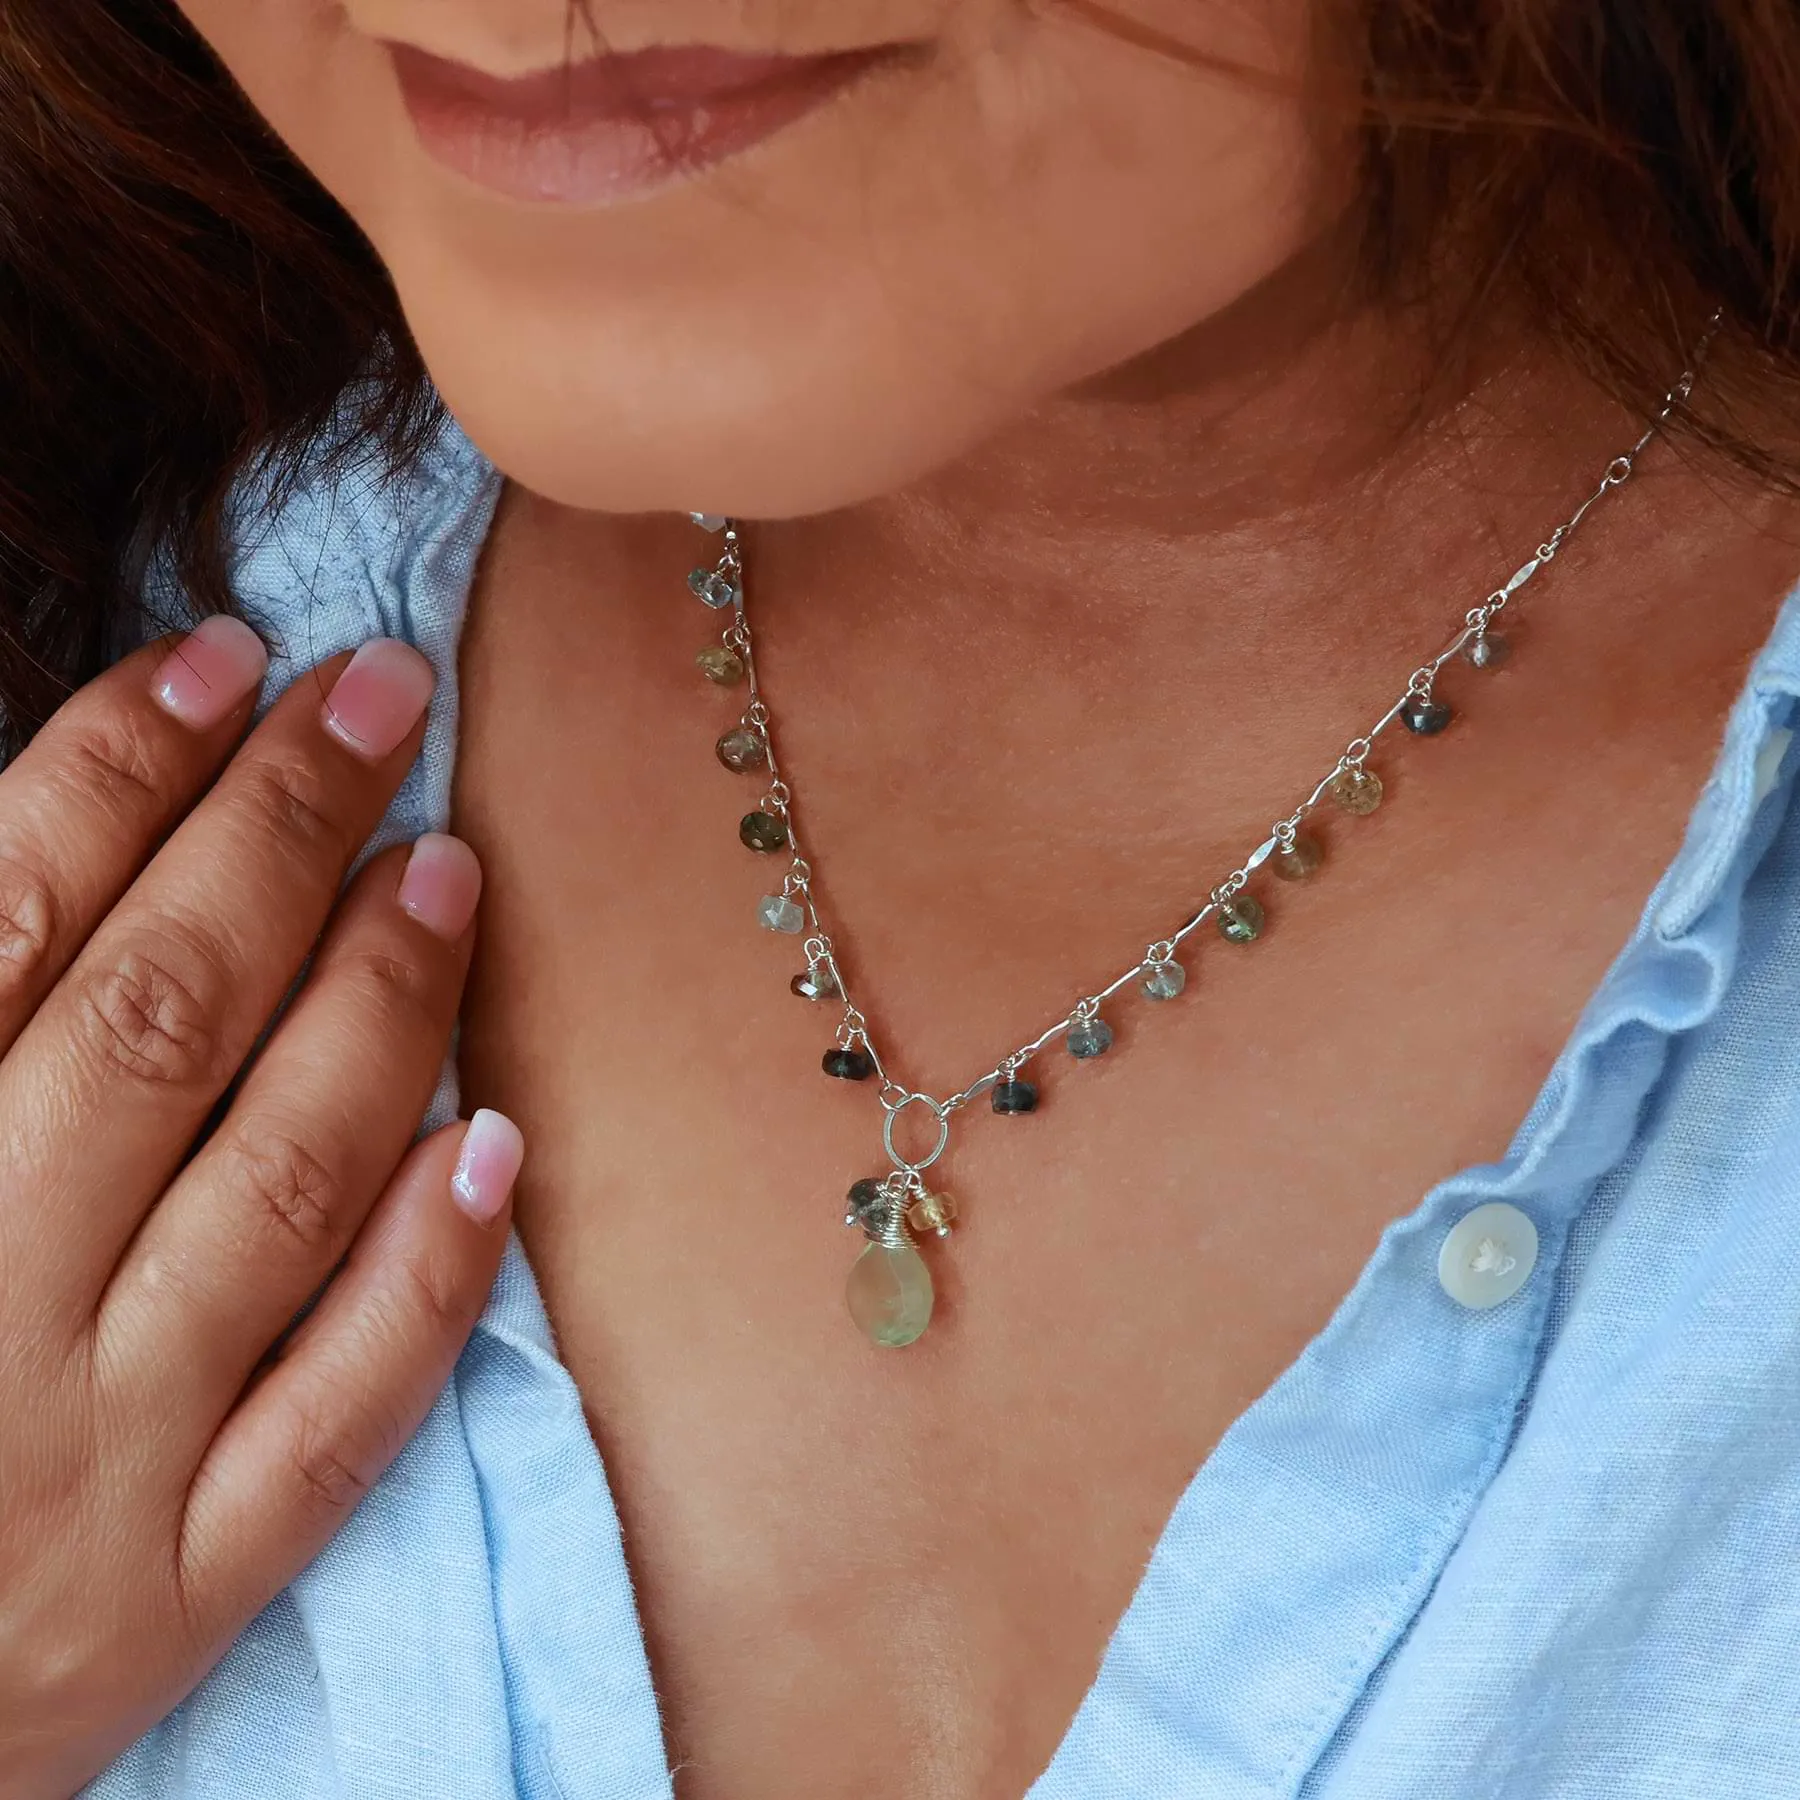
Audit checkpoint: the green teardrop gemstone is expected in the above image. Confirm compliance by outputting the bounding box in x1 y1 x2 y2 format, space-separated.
845 1241 934 1347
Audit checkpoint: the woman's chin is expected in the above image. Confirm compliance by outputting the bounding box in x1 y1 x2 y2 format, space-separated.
415 333 1014 520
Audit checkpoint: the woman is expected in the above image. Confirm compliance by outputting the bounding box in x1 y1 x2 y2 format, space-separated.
2 1 1798 1795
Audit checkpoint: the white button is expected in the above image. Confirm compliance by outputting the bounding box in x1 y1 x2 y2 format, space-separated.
1437 1202 1538 1309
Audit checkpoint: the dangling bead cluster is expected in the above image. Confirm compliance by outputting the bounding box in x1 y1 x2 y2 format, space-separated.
675 348 1707 1346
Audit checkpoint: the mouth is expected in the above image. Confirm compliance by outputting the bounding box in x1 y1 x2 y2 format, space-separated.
384 38 914 205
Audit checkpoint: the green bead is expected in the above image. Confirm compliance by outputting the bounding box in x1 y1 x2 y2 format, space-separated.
845 1241 934 1347
1271 833 1322 880
1217 894 1265 944
740 810 788 853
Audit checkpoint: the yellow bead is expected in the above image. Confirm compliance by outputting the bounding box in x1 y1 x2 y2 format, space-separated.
1329 767 1383 815
906 1191 958 1237
695 645 746 685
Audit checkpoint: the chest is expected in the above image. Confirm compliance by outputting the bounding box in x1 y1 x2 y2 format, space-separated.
445 500 1775 1800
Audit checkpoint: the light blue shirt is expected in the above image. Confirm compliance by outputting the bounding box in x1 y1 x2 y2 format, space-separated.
91 407 1800 1799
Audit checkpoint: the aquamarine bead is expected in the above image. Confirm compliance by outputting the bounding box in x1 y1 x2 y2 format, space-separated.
758 894 805 933
1143 962 1186 1000
688 567 740 610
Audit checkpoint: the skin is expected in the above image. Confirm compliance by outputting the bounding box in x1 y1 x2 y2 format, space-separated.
6 0 1797 1797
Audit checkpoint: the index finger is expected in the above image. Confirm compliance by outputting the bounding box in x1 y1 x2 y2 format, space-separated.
0 616 271 1059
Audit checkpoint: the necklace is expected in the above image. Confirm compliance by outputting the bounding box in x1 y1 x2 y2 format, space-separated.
679 351 1709 1349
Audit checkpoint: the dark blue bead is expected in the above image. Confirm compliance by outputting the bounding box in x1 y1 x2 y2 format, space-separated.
1400 694 1454 735
991 1079 1039 1115
823 1047 875 1081
845 1178 892 1234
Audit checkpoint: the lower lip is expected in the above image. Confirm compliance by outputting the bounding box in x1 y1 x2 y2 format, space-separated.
386 40 899 205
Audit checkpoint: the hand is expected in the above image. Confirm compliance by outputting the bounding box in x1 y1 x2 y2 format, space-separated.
0 618 521 1800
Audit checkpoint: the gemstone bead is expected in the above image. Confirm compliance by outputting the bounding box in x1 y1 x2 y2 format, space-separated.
845 1177 893 1235
1329 767 1384 815
1217 894 1265 943
716 727 768 772
1400 693 1454 735
690 512 728 531
823 1046 875 1081
740 810 789 853
791 965 840 1001
991 1077 1039 1115
688 567 740 610
1464 630 1511 670
1067 1015 1114 1059
757 894 805 933
846 1240 934 1347
1271 833 1323 880
906 1191 958 1237
1142 961 1186 1000
695 645 746 685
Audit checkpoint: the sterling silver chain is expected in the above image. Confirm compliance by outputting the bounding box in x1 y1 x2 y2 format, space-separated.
680 333 1713 1340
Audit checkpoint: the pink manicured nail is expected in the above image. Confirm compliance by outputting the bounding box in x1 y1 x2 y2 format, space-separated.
451 1109 524 1226
319 639 435 762
396 834 482 942
150 615 269 730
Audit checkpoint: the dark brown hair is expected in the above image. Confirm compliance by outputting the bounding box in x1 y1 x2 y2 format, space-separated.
1 0 1798 754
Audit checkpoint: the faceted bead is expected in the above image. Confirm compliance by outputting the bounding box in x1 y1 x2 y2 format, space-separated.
846 1241 934 1348
690 512 728 532
991 1077 1039 1115
688 567 740 610
695 645 746 685
1400 693 1454 735
1142 961 1186 1000
823 1046 875 1081
1067 1015 1114 1059
791 965 840 1001
906 1191 958 1237
740 810 789 853
757 894 805 933
1271 833 1323 881
1217 894 1265 944
716 727 768 772
1464 630 1511 670
1329 767 1384 815
845 1177 893 1235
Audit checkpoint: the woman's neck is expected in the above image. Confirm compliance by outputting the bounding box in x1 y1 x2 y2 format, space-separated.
766 248 1635 671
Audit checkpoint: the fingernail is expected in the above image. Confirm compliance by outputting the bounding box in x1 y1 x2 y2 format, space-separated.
451 1109 524 1226
150 615 269 730
320 640 435 762
396 834 482 942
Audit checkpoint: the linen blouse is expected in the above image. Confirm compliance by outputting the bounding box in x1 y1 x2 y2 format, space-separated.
90 405 1800 1799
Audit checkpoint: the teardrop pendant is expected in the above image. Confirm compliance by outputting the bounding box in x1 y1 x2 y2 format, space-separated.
845 1238 935 1347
